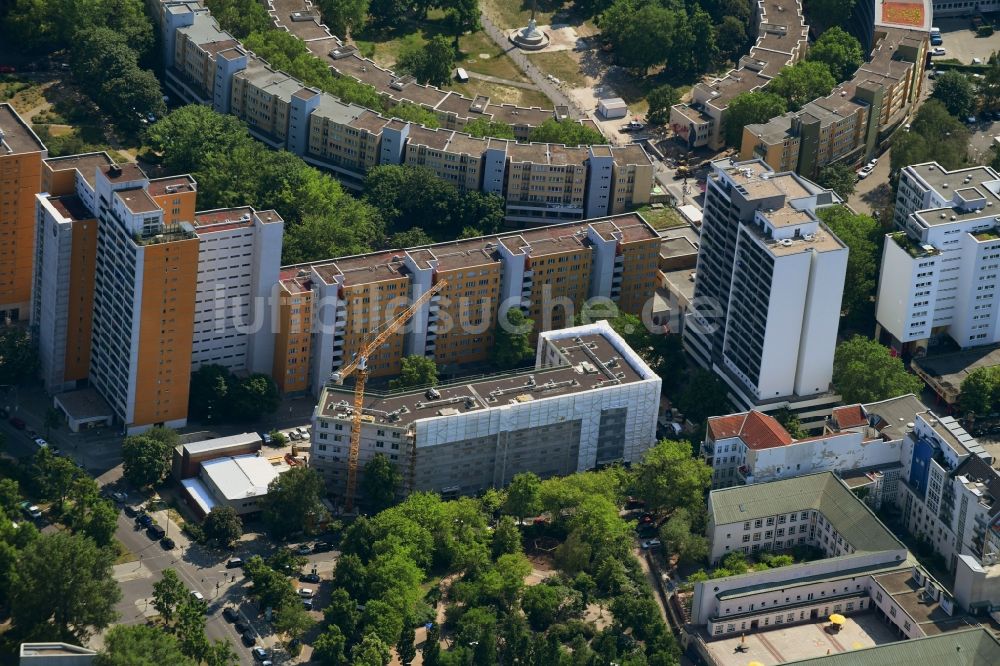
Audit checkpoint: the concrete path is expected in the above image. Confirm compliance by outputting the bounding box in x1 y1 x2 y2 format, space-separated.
468 70 541 90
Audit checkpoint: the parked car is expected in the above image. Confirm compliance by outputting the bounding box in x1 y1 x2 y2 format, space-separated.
296 544 313 555
123 504 139 517
260 432 272 445
288 430 302 441
252 647 269 662
226 557 244 569
303 598 314 610
135 514 153 528
299 572 320 584
223 607 239 623
641 539 662 550
20 501 42 519
241 630 256 647
190 590 206 603
111 491 128 504
931 47 946 56
33 437 48 448
857 164 875 179
313 541 334 553
147 524 166 540
967 115 978 124
298 587 315 598
8 416 25 429
160 537 175 550
235 620 249 634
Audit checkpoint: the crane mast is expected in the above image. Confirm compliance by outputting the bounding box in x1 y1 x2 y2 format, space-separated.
331 279 446 512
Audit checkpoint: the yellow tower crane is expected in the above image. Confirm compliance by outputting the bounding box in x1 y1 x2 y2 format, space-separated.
330 279 447 513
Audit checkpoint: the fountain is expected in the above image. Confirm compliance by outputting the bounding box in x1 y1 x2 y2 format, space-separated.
510 0 550 50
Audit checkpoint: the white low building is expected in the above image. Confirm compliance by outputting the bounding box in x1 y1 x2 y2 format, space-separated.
182 453 283 518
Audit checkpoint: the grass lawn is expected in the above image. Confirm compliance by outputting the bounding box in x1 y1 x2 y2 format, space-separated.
444 78 551 108
457 30 529 82
484 0 569 30
526 51 585 87
113 539 138 565
637 204 686 230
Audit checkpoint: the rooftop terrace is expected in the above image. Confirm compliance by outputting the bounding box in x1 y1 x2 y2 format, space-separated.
0 103 45 155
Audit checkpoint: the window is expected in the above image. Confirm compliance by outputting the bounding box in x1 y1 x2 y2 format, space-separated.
754 519 763 528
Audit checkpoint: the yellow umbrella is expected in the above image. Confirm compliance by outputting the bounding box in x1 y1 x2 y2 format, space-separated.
829 613 846 625
748 662 765 666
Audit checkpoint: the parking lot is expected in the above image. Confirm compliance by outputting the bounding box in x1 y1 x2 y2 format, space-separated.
933 17 1000 65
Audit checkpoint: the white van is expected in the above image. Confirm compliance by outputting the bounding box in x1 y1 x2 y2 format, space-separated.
455 68 469 83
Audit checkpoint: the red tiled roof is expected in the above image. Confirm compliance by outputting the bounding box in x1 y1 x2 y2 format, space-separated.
707 410 793 450
831 405 867 429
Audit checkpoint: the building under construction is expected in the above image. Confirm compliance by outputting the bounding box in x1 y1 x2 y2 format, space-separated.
309 321 662 502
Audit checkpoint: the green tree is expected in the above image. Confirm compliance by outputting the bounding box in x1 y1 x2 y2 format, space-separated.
397 617 417 665
491 515 522 558
175 597 211 662
832 336 924 403
275 597 315 640
521 583 562 630
188 364 232 422
492 308 534 370
367 0 409 29
633 439 712 514
960 367 1000 415
677 369 731 426
34 448 83 512
324 587 361 639
527 119 606 146
723 91 787 146
504 472 542 524
446 0 479 33
314 624 349 665
0 478 20 520
817 206 880 321
244 556 299 610
463 117 515 139
387 101 441 127
79 496 119 548
261 466 329 539
768 61 837 111
205 0 273 38
646 84 680 126
122 430 175 488
152 568 188 625
816 163 858 199
932 70 977 119
390 355 438 389
659 508 709 565
96 625 194 666
0 325 38 384
230 373 280 420
43 407 62 439
317 0 369 36
11 530 121 638
773 408 807 439
352 633 392 666
600 1 675 74
554 530 592 576
202 506 244 548
803 1 860 37
283 209 382 264
716 15 747 63
397 35 456 87
891 100 970 172
423 622 442 666
147 106 253 174
361 453 402 512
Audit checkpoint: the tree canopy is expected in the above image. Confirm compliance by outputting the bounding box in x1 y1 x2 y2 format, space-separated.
262 467 330 539
816 163 857 200
122 427 178 488
632 439 712 514
646 84 680 125
464 117 516 139
724 92 787 147
361 453 402 513
0 325 39 385
891 99 970 173
526 119 606 146
389 355 438 389
960 366 1000 415
816 206 881 323
932 70 977 119
492 309 534 370
188 364 280 423
768 61 837 112
803 1 860 36
397 35 456 87
832 336 924 403
806 26 863 81
202 506 244 548
96 625 196 666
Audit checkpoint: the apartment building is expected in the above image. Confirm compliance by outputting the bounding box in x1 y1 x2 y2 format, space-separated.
309 321 661 502
152 2 654 224
668 0 809 150
32 159 282 433
876 162 1000 355
693 473 971 642
742 27 927 178
298 214 660 394
683 159 847 423
0 104 46 325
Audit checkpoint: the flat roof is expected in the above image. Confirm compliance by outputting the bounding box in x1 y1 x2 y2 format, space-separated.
49 195 93 222
872 569 967 635
904 163 1000 226
201 454 279 501
148 174 197 197
913 346 1000 404
864 393 930 440
43 152 113 187
52 387 112 421
183 432 262 456
0 103 45 155
782 628 1000 666
100 162 146 183
115 187 160 215
182 477 218 515
708 472 905 553
20 642 97 657
319 330 651 430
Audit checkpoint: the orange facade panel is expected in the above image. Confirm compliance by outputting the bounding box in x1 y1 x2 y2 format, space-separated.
132 238 199 428
63 216 98 381
273 284 313 393
152 189 197 227
0 151 43 318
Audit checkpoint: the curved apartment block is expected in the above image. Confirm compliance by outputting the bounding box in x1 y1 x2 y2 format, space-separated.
670 0 929 178
152 0 654 226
